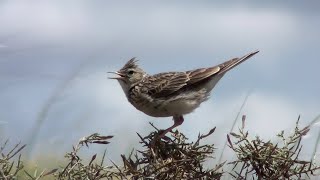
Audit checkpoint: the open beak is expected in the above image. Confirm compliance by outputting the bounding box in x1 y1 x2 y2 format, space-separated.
107 71 125 80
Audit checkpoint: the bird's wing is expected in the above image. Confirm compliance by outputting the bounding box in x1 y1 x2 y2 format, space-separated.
186 50 259 84
143 72 190 98
143 51 259 98
186 66 220 85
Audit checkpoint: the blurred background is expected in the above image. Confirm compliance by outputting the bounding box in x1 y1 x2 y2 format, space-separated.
0 0 319 167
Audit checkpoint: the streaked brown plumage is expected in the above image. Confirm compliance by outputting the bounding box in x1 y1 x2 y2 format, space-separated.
108 51 259 137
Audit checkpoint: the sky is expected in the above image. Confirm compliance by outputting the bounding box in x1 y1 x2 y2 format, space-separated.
0 0 319 168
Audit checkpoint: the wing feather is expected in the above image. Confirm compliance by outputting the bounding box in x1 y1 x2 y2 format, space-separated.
140 51 259 99
186 66 220 84
144 72 189 98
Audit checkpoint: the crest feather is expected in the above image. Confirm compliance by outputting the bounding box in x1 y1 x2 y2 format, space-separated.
121 57 139 70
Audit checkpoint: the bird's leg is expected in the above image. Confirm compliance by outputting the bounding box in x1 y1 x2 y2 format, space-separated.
158 115 184 139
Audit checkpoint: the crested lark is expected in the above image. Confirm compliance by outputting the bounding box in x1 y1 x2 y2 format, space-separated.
108 51 259 137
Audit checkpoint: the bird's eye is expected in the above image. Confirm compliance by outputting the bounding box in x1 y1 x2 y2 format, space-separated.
127 70 134 76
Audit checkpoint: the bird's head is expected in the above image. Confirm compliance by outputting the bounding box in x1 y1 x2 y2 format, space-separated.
108 58 146 93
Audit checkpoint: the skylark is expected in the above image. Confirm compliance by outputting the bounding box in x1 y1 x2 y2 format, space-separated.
108 51 259 137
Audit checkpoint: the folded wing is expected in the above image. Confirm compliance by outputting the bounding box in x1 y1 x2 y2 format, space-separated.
144 51 259 98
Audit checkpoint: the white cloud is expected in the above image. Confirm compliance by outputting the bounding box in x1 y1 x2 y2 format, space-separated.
0 1 91 42
0 1 298 52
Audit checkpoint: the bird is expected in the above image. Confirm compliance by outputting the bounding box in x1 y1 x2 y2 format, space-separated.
108 51 259 137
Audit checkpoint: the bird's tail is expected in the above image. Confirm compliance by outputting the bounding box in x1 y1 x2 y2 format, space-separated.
218 50 259 74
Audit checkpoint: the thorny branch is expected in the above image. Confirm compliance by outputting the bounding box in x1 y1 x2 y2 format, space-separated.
228 115 320 179
1 116 320 179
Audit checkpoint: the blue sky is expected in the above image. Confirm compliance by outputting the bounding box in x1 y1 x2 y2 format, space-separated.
0 1 319 165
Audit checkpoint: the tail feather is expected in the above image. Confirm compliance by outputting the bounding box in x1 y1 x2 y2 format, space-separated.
218 50 259 74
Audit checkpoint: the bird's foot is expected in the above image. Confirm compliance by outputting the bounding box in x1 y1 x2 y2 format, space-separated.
149 129 171 148
157 129 171 141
